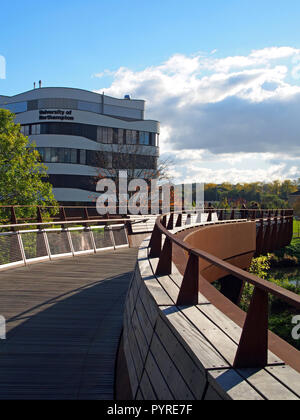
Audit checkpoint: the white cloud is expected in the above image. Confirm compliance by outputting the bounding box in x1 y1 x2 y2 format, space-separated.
93 47 300 183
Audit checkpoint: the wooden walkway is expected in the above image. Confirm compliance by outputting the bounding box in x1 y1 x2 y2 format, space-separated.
0 248 138 400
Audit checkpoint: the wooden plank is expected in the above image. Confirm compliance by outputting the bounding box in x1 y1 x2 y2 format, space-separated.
237 368 299 400
144 351 174 400
204 385 224 400
0 248 138 400
150 332 195 400
134 295 153 345
197 304 283 365
127 326 144 380
179 305 238 365
208 369 264 400
135 389 144 400
144 278 174 306
265 365 300 398
138 283 159 327
139 370 157 400
131 309 149 362
155 315 207 399
155 274 179 303
161 306 229 370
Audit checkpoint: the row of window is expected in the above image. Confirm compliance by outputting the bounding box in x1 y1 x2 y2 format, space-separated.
36 147 157 170
1 98 143 119
21 122 158 146
46 174 97 192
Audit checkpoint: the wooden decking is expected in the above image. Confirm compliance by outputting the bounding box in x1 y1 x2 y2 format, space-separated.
0 248 138 400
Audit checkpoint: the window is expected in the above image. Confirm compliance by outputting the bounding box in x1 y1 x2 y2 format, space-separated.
51 148 59 163
139 132 150 145
80 150 86 165
38 98 77 109
126 130 138 144
21 122 158 147
103 104 142 119
3 101 27 114
107 128 113 144
31 124 40 135
71 149 77 164
118 128 125 145
78 101 101 113
113 128 118 144
45 148 51 162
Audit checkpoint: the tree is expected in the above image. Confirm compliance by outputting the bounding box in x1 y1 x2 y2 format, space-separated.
293 198 300 218
0 109 57 220
92 140 173 210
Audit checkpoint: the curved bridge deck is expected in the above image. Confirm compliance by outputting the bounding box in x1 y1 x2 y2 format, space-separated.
0 248 137 400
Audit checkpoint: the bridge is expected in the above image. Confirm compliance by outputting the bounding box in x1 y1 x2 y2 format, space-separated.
0 206 299 400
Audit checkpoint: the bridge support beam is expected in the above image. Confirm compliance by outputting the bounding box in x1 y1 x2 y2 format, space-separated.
234 287 268 368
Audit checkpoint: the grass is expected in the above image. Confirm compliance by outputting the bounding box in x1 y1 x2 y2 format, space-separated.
293 219 300 237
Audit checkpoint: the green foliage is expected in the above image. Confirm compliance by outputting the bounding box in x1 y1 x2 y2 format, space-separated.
248 254 271 279
274 237 300 261
239 253 300 349
240 254 271 311
269 312 300 350
0 109 58 221
269 253 298 267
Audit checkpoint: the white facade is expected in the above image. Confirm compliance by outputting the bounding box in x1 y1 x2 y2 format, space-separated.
0 87 160 204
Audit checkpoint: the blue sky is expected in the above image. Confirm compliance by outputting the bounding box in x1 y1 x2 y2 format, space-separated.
1 0 300 184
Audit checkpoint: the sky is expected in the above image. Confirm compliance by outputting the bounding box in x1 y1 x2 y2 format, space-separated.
1 0 300 185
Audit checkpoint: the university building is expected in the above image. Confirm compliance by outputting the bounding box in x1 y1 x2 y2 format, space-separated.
0 86 160 204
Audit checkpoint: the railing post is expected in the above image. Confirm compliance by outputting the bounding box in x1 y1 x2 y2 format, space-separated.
207 210 212 222
161 215 167 228
233 287 269 368
269 217 278 252
255 219 264 257
167 213 174 230
277 216 285 248
10 206 17 225
149 224 162 258
155 236 173 275
262 218 272 254
176 251 199 305
37 206 43 223
60 207 67 222
84 207 89 220
230 210 235 220
175 213 182 227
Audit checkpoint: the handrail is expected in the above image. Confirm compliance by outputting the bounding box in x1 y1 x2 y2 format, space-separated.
0 217 150 231
0 204 293 226
148 211 298 369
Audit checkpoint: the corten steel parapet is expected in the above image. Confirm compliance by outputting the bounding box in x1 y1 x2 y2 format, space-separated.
148 211 299 371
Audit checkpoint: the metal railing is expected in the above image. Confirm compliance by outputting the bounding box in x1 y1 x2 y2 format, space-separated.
0 205 294 227
148 210 299 369
0 219 129 270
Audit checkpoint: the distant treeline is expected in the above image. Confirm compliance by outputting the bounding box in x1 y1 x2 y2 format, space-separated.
204 180 299 208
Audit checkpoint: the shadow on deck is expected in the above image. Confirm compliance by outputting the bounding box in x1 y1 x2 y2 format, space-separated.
0 248 137 400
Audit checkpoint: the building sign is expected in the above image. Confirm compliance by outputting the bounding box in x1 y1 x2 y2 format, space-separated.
39 109 74 121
